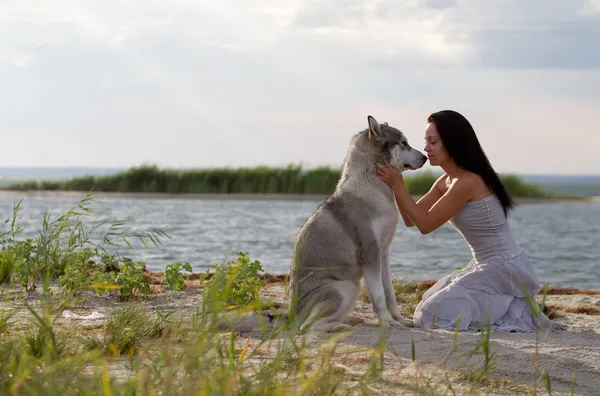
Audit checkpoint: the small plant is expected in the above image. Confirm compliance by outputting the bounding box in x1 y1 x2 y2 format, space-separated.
115 258 150 300
203 252 264 310
22 304 66 361
522 282 562 395
163 261 192 292
102 304 164 355
0 252 12 284
476 313 498 378
464 308 499 383
0 310 13 334
58 248 100 293
6 240 37 291
59 257 117 297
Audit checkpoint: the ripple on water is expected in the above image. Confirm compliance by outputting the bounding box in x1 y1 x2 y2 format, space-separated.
0 193 598 289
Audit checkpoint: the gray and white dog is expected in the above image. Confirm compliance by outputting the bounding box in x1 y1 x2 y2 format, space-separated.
287 115 428 332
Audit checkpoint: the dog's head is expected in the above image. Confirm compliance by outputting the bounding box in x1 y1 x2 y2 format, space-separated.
366 115 428 171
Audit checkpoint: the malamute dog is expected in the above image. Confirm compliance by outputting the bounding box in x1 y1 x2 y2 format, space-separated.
288 115 428 332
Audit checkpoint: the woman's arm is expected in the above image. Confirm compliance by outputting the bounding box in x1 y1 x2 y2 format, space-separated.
378 163 474 235
398 175 446 227
398 207 414 227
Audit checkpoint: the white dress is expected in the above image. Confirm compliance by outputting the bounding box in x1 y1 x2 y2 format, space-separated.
412 195 559 332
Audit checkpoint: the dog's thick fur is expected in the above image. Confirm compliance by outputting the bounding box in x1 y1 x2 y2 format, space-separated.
219 116 427 334
287 116 428 332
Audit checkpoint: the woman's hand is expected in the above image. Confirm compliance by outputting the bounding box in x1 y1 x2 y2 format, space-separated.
376 161 403 188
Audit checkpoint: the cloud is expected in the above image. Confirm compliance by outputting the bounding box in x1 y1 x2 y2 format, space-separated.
3 1 598 73
0 1 597 173
288 0 600 69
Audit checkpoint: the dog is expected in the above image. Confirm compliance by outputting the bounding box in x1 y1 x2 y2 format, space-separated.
217 116 427 334
287 115 428 333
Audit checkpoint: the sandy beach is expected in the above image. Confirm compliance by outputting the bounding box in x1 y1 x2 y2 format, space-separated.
256 278 600 395
3 273 598 395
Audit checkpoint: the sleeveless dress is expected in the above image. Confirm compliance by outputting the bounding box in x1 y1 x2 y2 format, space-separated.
412 194 558 332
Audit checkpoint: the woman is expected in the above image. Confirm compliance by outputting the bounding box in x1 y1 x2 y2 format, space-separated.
376 110 562 332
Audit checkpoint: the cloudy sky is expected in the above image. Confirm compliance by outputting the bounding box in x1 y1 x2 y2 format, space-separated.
1 0 599 175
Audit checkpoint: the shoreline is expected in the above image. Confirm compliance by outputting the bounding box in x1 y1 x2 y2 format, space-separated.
0 189 597 204
140 271 600 295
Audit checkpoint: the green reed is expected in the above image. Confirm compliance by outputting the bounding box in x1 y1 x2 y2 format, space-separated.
6 164 559 198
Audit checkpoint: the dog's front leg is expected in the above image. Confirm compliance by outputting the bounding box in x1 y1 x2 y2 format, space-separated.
364 251 406 328
382 251 413 327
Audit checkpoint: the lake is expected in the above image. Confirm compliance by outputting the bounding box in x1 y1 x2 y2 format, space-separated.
1 191 598 290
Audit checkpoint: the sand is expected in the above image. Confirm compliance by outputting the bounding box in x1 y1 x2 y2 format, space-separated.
340 299 600 395
2 277 599 395
258 283 600 395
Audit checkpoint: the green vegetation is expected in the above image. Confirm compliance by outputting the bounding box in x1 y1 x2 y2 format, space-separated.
0 194 577 395
5 164 560 198
0 193 168 295
499 175 554 199
537 182 600 198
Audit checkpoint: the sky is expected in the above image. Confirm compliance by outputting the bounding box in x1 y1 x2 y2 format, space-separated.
1 0 599 175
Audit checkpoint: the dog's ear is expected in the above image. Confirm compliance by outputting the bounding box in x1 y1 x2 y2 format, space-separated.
367 115 382 141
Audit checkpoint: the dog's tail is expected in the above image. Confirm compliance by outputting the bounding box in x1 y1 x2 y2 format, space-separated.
216 309 291 333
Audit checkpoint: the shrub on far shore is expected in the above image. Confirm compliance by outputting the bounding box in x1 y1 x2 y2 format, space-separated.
5 164 559 199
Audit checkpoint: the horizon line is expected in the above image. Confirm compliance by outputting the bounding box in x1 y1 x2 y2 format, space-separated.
0 165 599 178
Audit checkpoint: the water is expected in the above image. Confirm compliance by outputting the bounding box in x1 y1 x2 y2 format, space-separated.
1 192 598 289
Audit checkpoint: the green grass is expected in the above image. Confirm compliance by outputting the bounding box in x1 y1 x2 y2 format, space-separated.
0 193 580 395
4 164 561 199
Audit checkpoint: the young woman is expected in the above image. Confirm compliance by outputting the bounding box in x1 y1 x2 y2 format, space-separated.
376 110 563 332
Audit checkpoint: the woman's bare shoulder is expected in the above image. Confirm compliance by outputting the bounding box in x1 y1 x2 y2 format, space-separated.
437 171 489 200
458 171 492 198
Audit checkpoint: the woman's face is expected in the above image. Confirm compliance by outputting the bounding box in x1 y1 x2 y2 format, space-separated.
423 122 449 166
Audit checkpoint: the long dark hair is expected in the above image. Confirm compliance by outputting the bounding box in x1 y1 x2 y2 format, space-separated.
427 110 516 217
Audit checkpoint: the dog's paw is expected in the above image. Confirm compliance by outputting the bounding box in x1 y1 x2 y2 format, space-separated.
391 312 414 327
389 319 409 328
342 314 366 326
377 318 408 329
548 321 567 332
395 317 414 327
322 322 353 333
304 321 353 334
537 317 567 332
